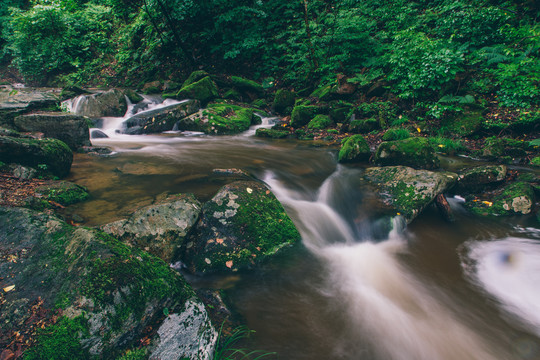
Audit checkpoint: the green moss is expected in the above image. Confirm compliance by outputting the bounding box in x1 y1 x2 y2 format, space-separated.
466 181 535 216
382 128 411 141
348 118 379 133
531 156 540 167
116 349 147 360
310 84 336 101
23 316 89 360
177 76 218 105
390 181 428 219
307 114 332 130
290 105 320 128
441 110 484 136
204 103 255 134
36 182 89 206
182 70 209 88
230 76 264 96
255 128 290 139
273 89 295 114
338 135 370 163
375 137 440 169
223 88 242 101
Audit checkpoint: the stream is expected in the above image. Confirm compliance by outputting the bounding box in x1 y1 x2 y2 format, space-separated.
65 98 540 359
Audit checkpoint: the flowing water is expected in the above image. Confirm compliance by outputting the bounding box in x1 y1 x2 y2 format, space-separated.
65 99 540 359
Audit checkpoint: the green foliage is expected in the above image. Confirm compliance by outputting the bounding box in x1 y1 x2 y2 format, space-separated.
116 349 147 360
213 324 276 360
23 316 89 360
428 136 467 155
382 128 411 141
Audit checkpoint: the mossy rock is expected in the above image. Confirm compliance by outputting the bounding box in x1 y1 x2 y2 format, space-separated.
382 128 412 141
273 89 295 115
338 135 370 163
307 114 332 130
290 105 320 128
0 134 72 178
329 105 353 123
456 165 507 192
204 103 257 134
35 181 89 206
230 76 264 97
184 181 301 273
375 137 440 170
363 166 458 223
349 118 380 133
310 84 337 101
176 76 218 105
124 89 143 104
531 156 540 167
441 110 484 136
181 70 209 88
465 181 535 216
0 207 216 359
223 88 242 101
480 137 532 161
255 128 290 139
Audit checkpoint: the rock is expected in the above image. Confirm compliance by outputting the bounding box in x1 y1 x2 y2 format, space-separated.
101 194 201 263
0 87 59 128
441 109 484 136
363 166 458 223
375 137 440 170
64 89 127 118
212 168 254 180
90 129 109 139
149 299 217 360
176 103 258 135
307 114 332 130
0 132 72 178
338 135 371 163
123 100 200 135
230 76 264 99
124 89 143 104
14 113 91 150
183 181 301 273
6 164 38 180
465 181 536 216
310 84 337 101
457 165 507 192
273 89 295 115
60 86 90 100
182 70 210 88
480 136 532 162
176 77 218 105
290 105 320 128
348 118 379 133
35 181 89 206
0 206 215 359
255 128 290 139
142 81 162 94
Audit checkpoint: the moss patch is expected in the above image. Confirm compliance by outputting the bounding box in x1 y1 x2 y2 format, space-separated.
177 76 218 105
307 114 332 130
338 135 370 163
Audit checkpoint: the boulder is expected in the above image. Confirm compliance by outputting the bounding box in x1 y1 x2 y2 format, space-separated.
123 100 200 135
290 105 320 128
363 166 458 223
34 181 89 206
90 129 108 139
183 181 301 273
375 137 440 170
176 103 259 135
338 135 371 163
0 207 216 359
64 89 127 118
348 118 379 133
14 113 91 150
101 194 202 263
0 87 59 128
465 181 536 216
273 89 295 115
0 132 72 178
457 165 507 192
255 128 290 139
307 114 332 130
230 76 264 100
176 77 218 105
181 70 210 88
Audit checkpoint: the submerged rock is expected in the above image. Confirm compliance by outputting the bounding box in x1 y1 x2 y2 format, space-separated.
14 113 91 150
0 131 72 178
0 206 216 359
123 100 200 135
101 194 201 263
363 166 458 223
374 137 440 170
184 181 301 273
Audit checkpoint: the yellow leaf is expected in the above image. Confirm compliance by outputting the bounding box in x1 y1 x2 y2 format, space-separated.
416 127 421 133
3 285 15 292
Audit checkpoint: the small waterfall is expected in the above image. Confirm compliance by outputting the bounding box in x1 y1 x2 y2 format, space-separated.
265 168 502 360
241 115 279 137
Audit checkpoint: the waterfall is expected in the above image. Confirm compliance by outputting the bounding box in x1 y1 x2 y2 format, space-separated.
264 168 502 360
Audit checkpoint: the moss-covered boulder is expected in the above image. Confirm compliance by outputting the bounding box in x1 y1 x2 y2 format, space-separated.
101 194 201 263
64 89 127 118
348 118 380 133
457 165 507 192
307 114 332 130
176 77 218 105
338 135 371 163
230 76 264 99
0 133 72 178
375 137 440 170
0 206 217 359
310 84 337 101
35 181 89 206
363 166 458 223
465 181 536 216
176 103 259 135
441 110 484 136
14 113 91 150
382 128 411 141
290 105 320 128
181 70 210 88
273 89 296 115
480 136 532 162
255 128 291 139
183 181 301 273
123 100 200 135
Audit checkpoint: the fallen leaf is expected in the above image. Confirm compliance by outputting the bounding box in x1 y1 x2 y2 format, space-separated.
246 188 253 194
225 260 233 268
216 238 224 244
3 285 15 292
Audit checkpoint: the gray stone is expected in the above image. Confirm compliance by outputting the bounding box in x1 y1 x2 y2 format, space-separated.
457 165 507 192
65 89 127 118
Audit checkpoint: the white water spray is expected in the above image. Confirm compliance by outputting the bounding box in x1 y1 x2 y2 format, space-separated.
265 169 501 360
